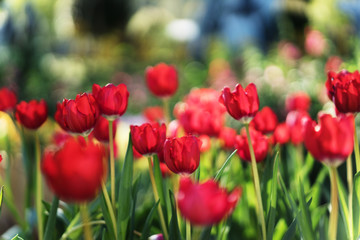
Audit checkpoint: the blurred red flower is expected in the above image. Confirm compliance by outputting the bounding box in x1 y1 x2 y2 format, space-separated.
42 137 106 202
273 123 290 145
250 106 278 134
92 83 129 118
92 116 117 142
285 111 311 145
325 56 342 74
235 128 268 163
55 93 99 135
199 135 211 152
177 177 241 226
0 87 17 112
145 63 178 97
143 106 164 123
164 135 201 174
285 92 311 112
219 83 259 122
305 29 327 57
15 99 48 129
326 70 360 113
218 127 237 150
304 114 354 167
130 123 166 155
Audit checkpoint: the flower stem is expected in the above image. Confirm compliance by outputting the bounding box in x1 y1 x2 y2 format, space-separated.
35 132 43 240
60 220 105 240
147 156 169 240
162 98 170 125
108 119 116 210
329 167 339 240
80 204 93 240
354 121 360 173
101 182 117 240
244 124 266 240
186 219 191 240
346 156 353 240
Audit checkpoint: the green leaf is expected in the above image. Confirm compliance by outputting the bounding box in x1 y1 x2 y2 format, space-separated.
282 218 296 240
297 180 315 240
0 186 3 216
353 172 360 238
153 154 168 224
117 133 134 239
100 188 116 240
141 201 160 240
200 226 212 240
11 235 24 240
214 149 237 181
130 174 142 240
169 190 182 240
337 172 350 239
44 196 60 240
266 151 280 240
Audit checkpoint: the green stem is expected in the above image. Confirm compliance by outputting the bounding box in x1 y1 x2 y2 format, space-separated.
101 182 117 239
186 219 191 240
347 156 353 240
329 167 339 240
60 213 80 240
60 220 105 240
354 121 360 173
108 119 116 210
244 124 266 240
147 156 169 240
35 132 43 240
80 204 93 240
43 196 59 240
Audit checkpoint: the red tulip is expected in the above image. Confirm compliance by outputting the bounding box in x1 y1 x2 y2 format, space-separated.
304 114 354 167
143 106 164 123
133 146 143 159
235 128 268 163
273 123 290 145
42 137 106 202
92 83 129 118
52 131 71 147
285 92 311 112
326 70 360 113
177 177 242 226
218 127 237 150
130 123 166 155
164 135 201 174
250 106 278 134
15 99 48 129
286 111 311 145
145 63 178 97
0 87 17 112
92 116 117 142
175 88 226 136
159 162 172 178
199 135 211 153
219 83 259 122
325 56 342 74
0 154 2 163
305 29 327 57
55 93 99 134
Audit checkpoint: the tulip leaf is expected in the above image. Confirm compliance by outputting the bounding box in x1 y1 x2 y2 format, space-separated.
153 154 169 224
353 171 360 238
336 172 350 239
141 200 160 240
0 186 3 216
266 151 280 240
297 180 314 240
200 226 212 240
100 187 116 240
11 235 24 240
282 218 297 240
130 174 142 240
214 149 237 181
169 190 182 240
44 196 60 240
117 132 134 239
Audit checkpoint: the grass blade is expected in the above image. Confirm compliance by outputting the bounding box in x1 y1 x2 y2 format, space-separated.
214 149 237 181
169 190 182 240
44 196 59 240
141 201 160 240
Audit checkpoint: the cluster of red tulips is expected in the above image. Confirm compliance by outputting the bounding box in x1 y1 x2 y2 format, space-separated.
0 62 360 240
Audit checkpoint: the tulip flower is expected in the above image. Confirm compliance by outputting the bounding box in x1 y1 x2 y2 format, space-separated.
285 110 311 145
219 83 259 123
92 116 116 142
130 123 166 156
303 114 354 167
42 137 106 202
235 128 268 163
305 29 327 57
92 83 129 118
15 99 48 129
218 127 237 150
273 123 290 145
199 135 211 153
326 70 360 113
250 106 278 134
177 177 241 226
0 87 17 112
55 93 99 135
145 63 178 97
285 92 311 112
163 135 201 174
143 106 164 123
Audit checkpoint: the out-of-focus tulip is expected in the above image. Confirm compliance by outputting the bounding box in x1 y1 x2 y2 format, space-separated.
285 111 311 145
177 177 241 226
325 56 342 74
55 93 99 135
0 88 17 112
133 146 143 159
250 106 278 134
15 99 48 129
326 70 360 113
92 116 116 142
285 92 311 112
130 123 166 156
52 131 71 147
218 127 237 150
42 137 106 202
92 83 129 118
145 63 178 97
143 106 164 123
305 29 327 57
304 114 354 167
273 123 290 145
199 135 211 152
235 128 268 163
149 234 164 240
159 162 172 178
164 135 201 174
219 83 259 122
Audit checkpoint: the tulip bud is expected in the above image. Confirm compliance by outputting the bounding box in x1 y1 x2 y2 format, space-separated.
15 99 48 129
145 63 178 97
